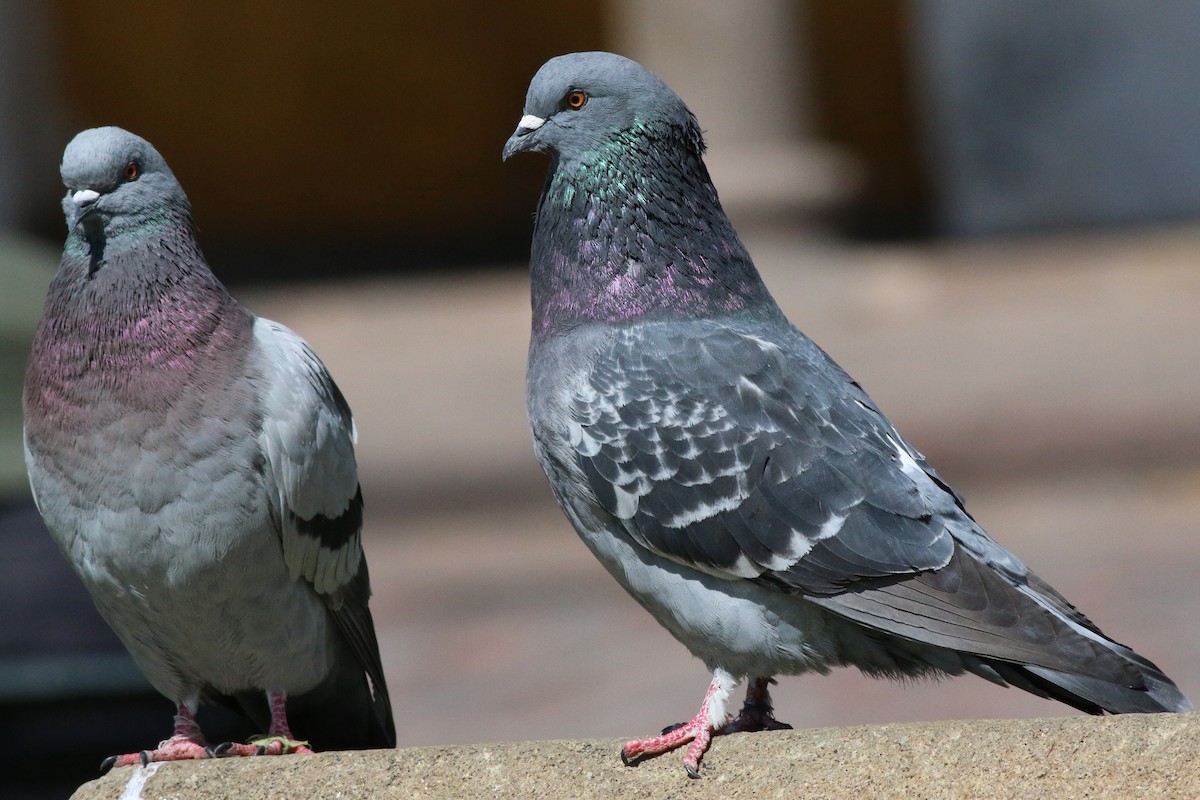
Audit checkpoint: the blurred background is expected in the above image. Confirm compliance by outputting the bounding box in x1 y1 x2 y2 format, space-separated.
2 1 1199 797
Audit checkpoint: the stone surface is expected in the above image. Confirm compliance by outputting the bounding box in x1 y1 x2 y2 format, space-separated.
71 712 1200 799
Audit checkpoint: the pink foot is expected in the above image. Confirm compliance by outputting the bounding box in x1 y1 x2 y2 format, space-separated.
620 669 738 778
621 711 714 778
620 673 792 778
213 690 314 758
103 735 211 770
102 704 210 771
215 736 314 758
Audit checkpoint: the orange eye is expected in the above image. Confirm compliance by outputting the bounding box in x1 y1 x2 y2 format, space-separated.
124 161 140 180
565 90 588 110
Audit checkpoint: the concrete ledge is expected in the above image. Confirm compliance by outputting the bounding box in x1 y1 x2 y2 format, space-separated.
71 713 1199 799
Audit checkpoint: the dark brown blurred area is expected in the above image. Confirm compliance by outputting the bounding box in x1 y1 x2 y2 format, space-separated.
48 1 607 276
804 0 932 238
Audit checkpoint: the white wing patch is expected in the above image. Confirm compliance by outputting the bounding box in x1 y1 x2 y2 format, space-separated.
660 473 750 529
610 482 641 519
814 512 847 541
756 512 845 572
727 553 764 579
885 433 926 482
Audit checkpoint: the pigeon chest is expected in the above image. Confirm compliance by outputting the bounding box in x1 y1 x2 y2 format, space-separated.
24 304 270 583
29 385 271 579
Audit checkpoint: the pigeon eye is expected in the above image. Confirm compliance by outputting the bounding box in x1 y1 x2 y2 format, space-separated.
124 162 140 181
565 90 588 110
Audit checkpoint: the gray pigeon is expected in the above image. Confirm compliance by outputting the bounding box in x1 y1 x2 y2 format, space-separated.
504 52 1191 778
23 127 395 769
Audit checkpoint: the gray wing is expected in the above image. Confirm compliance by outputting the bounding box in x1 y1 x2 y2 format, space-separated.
255 318 363 594
571 322 958 592
253 319 393 729
566 321 1167 692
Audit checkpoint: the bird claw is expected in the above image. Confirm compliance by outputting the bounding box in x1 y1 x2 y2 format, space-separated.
251 734 313 756
621 674 787 777
101 753 143 771
619 745 649 767
621 671 743 777
101 734 210 769
721 701 793 734
620 741 702 777
213 741 258 758
214 735 313 758
681 728 712 779
621 714 713 776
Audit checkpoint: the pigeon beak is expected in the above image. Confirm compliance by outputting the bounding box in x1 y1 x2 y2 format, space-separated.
72 188 100 207
502 114 546 161
64 187 102 230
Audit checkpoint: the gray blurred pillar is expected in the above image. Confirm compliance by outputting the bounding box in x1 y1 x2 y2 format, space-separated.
911 0 1200 235
0 4 67 499
608 0 857 228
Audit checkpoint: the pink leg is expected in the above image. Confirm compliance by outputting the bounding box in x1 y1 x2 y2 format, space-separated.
722 677 793 733
102 701 210 771
215 691 315 757
620 668 738 778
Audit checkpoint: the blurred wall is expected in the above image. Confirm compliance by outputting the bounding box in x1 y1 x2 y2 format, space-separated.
799 0 1200 238
911 0 1200 236
14 1 1200 263
609 0 857 229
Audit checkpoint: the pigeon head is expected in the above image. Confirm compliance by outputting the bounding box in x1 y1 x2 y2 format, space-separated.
504 52 777 335
60 127 189 243
502 51 702 164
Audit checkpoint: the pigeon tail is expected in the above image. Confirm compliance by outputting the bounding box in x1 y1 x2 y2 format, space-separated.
1016 663 1193 715
813 544 1192 716
210 645 395 752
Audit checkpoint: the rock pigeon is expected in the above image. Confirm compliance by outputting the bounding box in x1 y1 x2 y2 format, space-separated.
504 52 1191 778
23 127 395 769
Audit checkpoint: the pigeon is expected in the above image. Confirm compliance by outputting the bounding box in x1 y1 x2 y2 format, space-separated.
503 52 1191 778
23 127 395 769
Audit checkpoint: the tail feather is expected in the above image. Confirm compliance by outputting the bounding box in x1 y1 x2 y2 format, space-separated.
962 655 1190 714
814 543 1192 715
286 649 397 749
1022 664 1193 714
209 648 395 751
